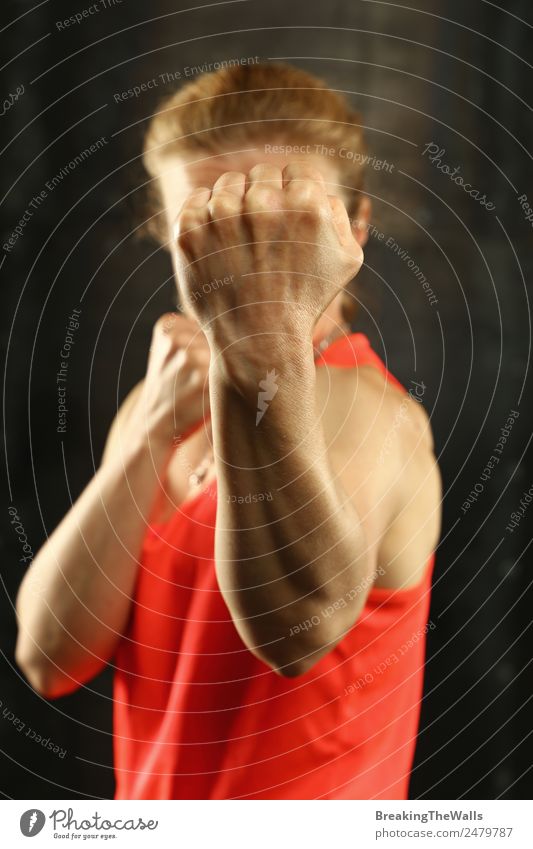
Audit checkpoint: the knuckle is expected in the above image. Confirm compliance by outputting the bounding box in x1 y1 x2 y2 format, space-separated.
286 180 323 203
307 166 325 183
217 169 245 184
247 164 277 181
174 347 188 371
244 185 281 212
154 313 177 335
247 164 263 179
283 163 324 183
286 192 324 222
175 209 207 247
177 351 204 383
302 166 325 183
210 191 241 217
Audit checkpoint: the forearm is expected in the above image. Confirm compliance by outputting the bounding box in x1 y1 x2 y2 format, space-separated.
15 434 171 697
209 339 369 674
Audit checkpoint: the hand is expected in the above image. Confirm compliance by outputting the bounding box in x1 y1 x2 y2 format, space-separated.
172 162 364 348
128 313 211 447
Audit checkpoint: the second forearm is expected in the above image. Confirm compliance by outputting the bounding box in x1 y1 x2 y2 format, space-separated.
16 433 171 693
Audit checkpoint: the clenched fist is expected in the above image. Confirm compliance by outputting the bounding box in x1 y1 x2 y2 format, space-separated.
128 313 210 446
172 162 364 350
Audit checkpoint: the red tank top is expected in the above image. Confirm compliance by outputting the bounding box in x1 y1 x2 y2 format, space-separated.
113 333 435 800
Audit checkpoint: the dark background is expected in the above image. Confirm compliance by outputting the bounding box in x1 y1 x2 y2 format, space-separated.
1 0 532 799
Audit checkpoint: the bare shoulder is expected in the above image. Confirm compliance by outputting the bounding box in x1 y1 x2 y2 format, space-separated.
101 380 144 465
319 364 441 588
319 364 433 458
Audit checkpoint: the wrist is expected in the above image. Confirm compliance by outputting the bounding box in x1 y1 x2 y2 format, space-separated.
208 340 317 445
209 333 316 397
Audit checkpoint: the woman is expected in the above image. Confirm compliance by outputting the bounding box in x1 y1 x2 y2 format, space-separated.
16 62 441 799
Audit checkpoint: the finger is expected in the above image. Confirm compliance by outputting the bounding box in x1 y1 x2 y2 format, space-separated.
169 331 210 354
174 187 211 243
153 314 208 352
208 186 242 223
327 195 353 245
180 186 212 209
172 347 211 369
154 312 180 337
212 171 246 197
173 186 211 238
169 312 206 338
282 161 326 191
188 347 211 367
246 163 283 192
154 313 196 341
327 196 364 268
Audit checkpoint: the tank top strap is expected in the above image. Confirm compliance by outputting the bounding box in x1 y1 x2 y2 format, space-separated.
315 332 406 393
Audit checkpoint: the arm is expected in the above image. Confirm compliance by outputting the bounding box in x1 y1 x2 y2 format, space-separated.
209 340 374 676
210 353 440 677
173 162 378 676
173 163 440 676
15 409 168 699
15 315 209 698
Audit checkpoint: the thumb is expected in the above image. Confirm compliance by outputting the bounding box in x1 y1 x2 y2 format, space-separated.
328 195 364 269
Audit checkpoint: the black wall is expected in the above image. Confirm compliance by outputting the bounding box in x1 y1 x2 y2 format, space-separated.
1 0 532 799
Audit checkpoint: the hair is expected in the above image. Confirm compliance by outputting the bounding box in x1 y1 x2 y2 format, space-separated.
142 61 367 322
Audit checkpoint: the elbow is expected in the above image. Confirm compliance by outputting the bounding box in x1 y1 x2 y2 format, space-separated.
273 657 317 678
15 638 79 700
230 592 365 679
255 631 335 679
18 664 59 700
254 603 365 678
15 648 55 698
